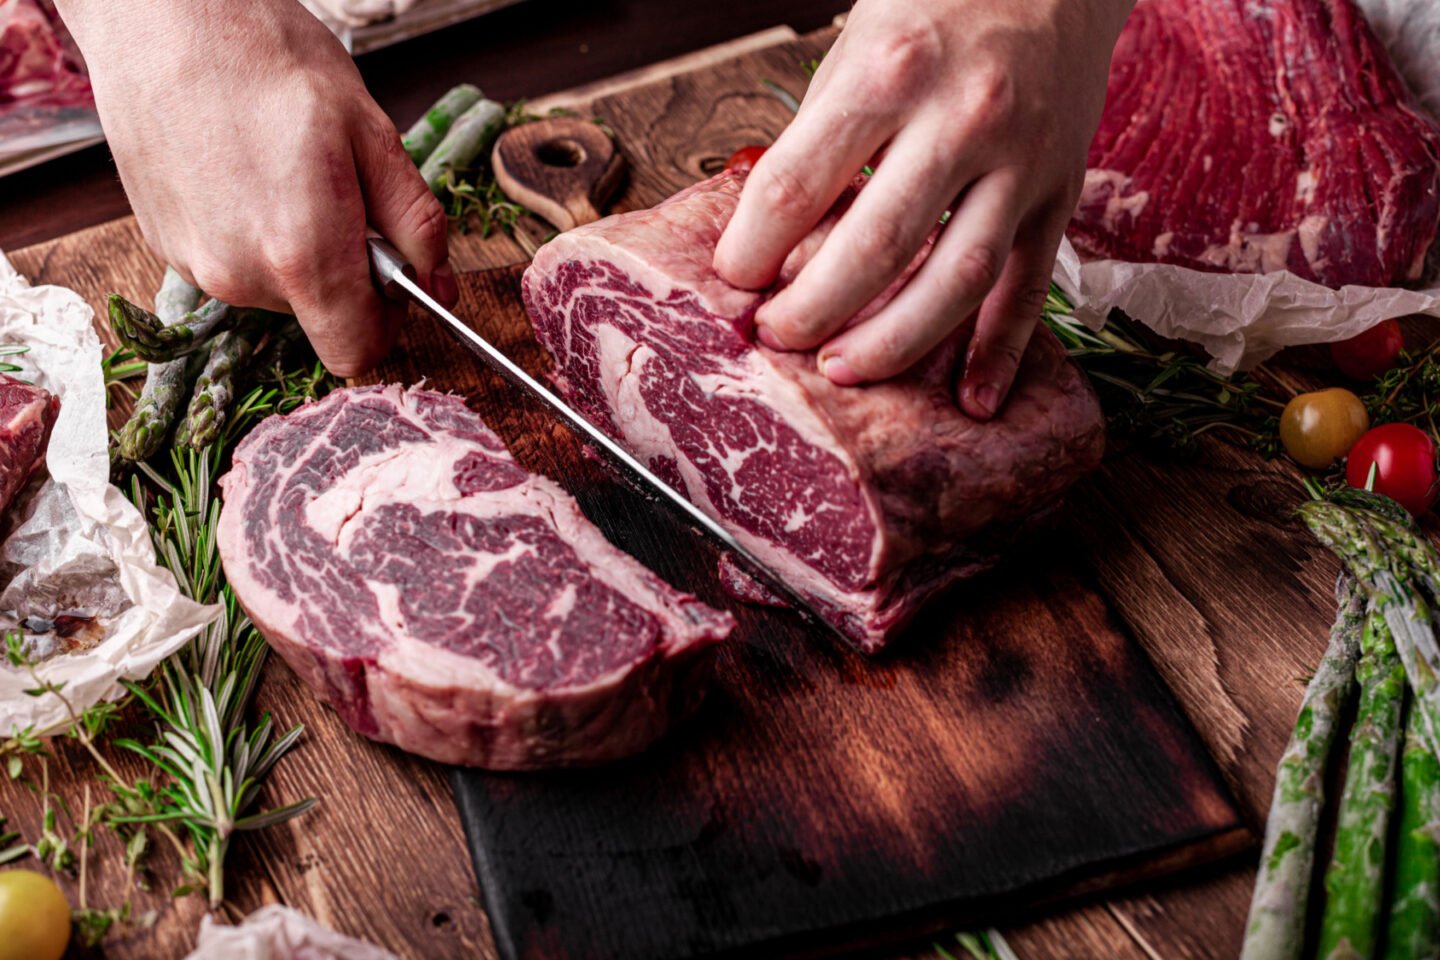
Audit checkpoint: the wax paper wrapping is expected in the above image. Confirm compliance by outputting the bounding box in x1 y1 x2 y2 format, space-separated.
1051 237 1440 374
186 906 398 960
0 253 217 735
1050 0 1440 375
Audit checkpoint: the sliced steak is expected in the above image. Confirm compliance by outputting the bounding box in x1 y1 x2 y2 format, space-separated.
216 385 733 769
0 372 57 520
522 171 1106 653
1071 0 1440 288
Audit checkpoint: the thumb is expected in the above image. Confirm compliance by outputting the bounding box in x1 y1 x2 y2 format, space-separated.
353 111 458 306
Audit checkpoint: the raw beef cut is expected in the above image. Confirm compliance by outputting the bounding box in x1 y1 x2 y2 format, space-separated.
1070 0 1440 288
216 385 733 769
522 171 1106 653
0 0 89 109
0 372 57 520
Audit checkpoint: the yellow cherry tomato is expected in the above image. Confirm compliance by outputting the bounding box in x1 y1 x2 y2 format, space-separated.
0 869 70 960
1279 388 1370 469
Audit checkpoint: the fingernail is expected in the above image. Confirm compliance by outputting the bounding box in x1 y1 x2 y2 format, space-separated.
970 383 1001 419
821 354 860 386
756 325 786 350
433 262 458 306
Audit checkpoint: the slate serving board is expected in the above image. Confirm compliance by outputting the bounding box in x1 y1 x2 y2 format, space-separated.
399 265 1251 960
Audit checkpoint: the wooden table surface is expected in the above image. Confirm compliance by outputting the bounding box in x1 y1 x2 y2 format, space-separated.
0 6 1354 960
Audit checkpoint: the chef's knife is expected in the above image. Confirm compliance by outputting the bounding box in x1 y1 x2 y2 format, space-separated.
365 236 841 638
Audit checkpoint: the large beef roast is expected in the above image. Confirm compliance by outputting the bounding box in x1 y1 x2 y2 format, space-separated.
217 385 733 769
0 372 57 520
1070 0 1440 288
522 172 1106 653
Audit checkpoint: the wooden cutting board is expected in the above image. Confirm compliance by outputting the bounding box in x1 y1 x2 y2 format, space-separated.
6 23 1344 960
395 262 1249 960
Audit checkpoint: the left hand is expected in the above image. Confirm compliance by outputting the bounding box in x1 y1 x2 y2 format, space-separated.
712 0 1133 419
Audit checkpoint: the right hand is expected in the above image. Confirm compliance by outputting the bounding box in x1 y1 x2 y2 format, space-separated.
55 0 456 377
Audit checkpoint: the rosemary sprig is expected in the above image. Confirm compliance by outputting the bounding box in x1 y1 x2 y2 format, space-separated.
116 359 333 907
102 346 147 407
0 343 30 376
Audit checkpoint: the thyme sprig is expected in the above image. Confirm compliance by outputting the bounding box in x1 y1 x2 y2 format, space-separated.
440 102 606 237
1362 339 1440 435
1041 288 1285 455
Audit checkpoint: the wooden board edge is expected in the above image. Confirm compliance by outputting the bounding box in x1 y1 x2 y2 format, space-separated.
527 25 804 113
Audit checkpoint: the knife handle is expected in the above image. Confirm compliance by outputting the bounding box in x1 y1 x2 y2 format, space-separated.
366 233 416 303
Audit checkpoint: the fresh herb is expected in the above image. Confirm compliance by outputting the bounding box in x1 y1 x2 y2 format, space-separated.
436 101 601 237
761 78 801 114
1042 288 1284 455
115 360 333 907
1362 340 1440 435
936 929 1017 960
102 346 147 407
0 343 31 376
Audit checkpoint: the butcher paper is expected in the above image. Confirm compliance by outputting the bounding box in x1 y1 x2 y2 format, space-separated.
185 906 398 960
0 252 217 736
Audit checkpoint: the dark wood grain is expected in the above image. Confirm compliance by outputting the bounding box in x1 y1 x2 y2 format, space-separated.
0 20 1372 960
378 264 1247 960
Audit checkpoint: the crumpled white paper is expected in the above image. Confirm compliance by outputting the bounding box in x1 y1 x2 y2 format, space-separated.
1051 237 1440 375
1048 0 1440 375
0 252 217 735
186 906 398 960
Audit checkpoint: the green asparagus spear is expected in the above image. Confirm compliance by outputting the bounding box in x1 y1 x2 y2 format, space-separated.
420 97 507 195
116 269 205 461
1317 602 1407 960
403 83 483 165
1241 576 1364 960
1302 501 1440 762
1383 702 1440 960
108 294 232 362
152 265 201 324
182 311 271 449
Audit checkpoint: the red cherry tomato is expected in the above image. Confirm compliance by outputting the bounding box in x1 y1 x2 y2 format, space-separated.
1345 422 1439 516
725 145 768 172
1331 319 1404 381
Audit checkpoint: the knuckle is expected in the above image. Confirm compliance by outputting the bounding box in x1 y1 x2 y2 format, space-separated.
866 23 943 101
952 246 1002 293
1011 281 1052 314
188 255 239 304
358 110 405 161
852 216 915 279
399 191 449 259
755 162 820 222
964 61 1018 127
263 243 318 295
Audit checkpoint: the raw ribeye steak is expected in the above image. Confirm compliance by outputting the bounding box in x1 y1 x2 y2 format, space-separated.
522 172 1106 653
217 385 733 769
0 372 58 520
1070 0 1440 287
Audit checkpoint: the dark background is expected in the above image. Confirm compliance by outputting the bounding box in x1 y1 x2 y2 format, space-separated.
0 0 850 251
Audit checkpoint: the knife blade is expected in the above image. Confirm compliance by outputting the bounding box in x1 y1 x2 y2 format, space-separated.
365 236 840 638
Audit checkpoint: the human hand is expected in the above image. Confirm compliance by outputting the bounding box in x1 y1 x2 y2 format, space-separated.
54 0 455 377
713 0 1133 419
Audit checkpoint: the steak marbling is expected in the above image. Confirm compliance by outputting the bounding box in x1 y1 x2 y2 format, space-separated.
217 385 733 769
522 171 1106 652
